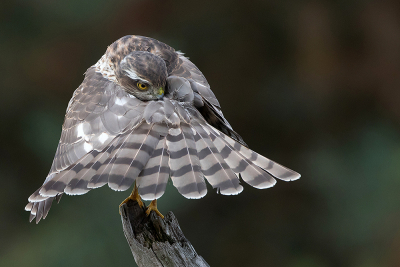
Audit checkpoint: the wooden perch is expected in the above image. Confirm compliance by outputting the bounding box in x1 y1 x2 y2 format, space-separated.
120 199 210 267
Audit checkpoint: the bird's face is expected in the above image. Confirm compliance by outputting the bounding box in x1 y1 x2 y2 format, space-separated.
115 51 167 101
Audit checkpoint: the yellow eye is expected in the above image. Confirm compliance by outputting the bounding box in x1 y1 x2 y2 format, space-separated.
136 82 148 90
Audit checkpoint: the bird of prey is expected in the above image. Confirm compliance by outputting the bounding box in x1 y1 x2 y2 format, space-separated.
25 35 300 223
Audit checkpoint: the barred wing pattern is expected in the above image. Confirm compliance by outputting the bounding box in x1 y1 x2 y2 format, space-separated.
26 35 300 223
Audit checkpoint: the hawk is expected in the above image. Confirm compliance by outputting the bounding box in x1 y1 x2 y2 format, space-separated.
25 35 300 223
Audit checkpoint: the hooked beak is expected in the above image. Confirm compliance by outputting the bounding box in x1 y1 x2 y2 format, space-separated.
156 87 164 99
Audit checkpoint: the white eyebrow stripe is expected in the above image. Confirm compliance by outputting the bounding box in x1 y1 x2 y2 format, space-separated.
124 69 151 84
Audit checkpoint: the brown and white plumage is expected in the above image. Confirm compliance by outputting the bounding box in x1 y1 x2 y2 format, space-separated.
25 35 300 223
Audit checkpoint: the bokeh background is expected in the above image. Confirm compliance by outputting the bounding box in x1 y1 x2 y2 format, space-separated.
1 0 400 266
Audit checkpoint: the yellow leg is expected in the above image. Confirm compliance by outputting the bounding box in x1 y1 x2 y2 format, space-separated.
146 199 164 219
119 181 144 213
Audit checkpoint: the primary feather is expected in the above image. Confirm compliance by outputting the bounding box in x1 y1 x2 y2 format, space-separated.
26 35 300 223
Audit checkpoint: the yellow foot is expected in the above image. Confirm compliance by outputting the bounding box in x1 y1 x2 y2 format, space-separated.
146 199 164 219
119 182 143 214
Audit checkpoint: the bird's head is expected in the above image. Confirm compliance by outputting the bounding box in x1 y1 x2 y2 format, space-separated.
115 51 167 101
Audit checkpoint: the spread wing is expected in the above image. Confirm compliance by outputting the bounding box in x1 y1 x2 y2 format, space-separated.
171 54 248 146
26 67 148 222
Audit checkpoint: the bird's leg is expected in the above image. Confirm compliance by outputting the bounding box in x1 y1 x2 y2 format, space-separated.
119 181 143 213
146 199 164 219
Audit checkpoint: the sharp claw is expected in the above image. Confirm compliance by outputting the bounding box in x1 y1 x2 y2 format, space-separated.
119 181 143 215
146 199 164 219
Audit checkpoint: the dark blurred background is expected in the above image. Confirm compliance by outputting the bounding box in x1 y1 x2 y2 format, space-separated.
1 0 400 266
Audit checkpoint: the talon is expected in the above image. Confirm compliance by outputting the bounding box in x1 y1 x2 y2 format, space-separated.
146 199 164 219
119 181 143 214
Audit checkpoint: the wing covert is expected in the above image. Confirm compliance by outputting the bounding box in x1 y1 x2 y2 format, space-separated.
49 67 145 177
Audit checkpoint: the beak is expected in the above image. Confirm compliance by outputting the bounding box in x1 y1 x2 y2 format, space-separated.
157 87 164 99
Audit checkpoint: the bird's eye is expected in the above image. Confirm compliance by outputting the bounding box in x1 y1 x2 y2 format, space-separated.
136 82 148 90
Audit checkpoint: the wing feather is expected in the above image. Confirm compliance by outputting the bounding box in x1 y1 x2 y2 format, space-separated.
214 130 301 181
26 66 146 221
90 128 138 189
107 123 160 191
167 123 207 199
206 126 277 189
39 151 98 197
191 121 243 195
137 125 170 200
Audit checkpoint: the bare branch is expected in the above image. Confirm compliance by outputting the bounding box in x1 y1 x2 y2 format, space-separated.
120 200 210 267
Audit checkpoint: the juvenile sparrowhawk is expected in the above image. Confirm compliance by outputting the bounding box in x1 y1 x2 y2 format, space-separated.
26 35 300 223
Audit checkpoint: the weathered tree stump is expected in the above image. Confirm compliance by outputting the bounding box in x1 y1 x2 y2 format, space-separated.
120 199 210 267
